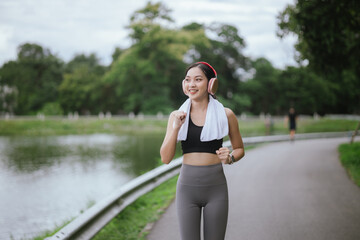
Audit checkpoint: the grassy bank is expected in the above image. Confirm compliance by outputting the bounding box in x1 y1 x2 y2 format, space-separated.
339 141 360 187
93 176 179 240
0 117 168 136
298 118 359 133
30 218 74 240
0 117 358 136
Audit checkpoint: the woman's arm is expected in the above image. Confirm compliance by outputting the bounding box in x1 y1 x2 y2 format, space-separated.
225 108 245 162
160 111 187 164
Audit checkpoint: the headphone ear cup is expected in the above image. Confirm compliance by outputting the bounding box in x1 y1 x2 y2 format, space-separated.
182 79 188 95
208 78 218 95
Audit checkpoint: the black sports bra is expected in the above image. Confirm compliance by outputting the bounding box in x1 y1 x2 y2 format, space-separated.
181 117 223 155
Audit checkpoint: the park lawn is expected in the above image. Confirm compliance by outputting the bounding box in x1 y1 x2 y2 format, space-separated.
339 141 360 187
0 118 168 136
298 118 359 133
0 117 358 137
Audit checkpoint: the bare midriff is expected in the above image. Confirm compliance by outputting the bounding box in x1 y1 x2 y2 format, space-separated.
182 152 221 166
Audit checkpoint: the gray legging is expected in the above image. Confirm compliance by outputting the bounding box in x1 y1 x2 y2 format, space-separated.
176 163 228 240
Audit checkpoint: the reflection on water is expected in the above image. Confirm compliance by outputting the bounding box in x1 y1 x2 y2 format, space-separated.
0 133 168 240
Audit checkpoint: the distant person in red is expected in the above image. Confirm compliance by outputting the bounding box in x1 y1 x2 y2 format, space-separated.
286 107 297 141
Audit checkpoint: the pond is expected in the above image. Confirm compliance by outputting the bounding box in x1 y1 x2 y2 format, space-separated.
0 133 177 240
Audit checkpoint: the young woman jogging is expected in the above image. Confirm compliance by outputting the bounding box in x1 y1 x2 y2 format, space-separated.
160 62 245 240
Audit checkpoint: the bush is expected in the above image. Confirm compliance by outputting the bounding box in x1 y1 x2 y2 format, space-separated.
39 102 64 116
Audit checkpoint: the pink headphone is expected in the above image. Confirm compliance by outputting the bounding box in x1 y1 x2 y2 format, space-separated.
183 62 218 96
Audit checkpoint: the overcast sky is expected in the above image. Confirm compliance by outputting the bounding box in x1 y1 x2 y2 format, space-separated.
0 0 298 69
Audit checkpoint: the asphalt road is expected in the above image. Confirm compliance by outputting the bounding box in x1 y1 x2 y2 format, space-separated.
147 137 360 240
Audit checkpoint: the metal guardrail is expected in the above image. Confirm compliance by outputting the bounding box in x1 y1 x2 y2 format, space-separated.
45 157 183 240
46 131 356 240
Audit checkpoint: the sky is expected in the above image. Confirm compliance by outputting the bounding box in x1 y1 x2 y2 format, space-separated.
0 0 298 69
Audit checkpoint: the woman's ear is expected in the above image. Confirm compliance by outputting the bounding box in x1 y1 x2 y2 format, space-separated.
182 79 188 95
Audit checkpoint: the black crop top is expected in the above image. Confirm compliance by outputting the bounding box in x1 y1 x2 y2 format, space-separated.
181 117 223 155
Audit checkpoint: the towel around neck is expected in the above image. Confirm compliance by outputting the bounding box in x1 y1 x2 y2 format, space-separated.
175 95 229 142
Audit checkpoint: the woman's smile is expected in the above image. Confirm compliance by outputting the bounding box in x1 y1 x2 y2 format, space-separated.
189 89 198 94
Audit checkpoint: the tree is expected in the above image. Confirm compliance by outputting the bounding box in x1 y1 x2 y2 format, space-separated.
277 0 360 113
111 47 125 65
103 2 209 114
59 53 106 114
128 1 174 43
244 58 280 115
65 53 106 75
243 58 336 115
0 43 64 115
277 66 335 115
182 22 251 113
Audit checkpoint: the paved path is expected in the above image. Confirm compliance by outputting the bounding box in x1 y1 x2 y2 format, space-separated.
147 137 360 240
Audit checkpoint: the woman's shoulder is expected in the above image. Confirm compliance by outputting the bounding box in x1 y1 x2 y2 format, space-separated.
224 108 239 129
224 107 235 117
224 107 237 121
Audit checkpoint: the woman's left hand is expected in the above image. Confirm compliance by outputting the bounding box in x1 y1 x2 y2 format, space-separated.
216 147 231 164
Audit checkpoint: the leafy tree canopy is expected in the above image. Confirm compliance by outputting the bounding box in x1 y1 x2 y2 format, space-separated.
104 2 209 114
59 53 106 114
277 0 360 76
277 0 360 113
0 43 63 114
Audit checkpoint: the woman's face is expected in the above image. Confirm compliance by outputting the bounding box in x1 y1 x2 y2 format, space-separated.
184 67 208 100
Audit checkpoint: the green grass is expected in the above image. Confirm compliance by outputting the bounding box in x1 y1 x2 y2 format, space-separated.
339 141 360 187
14 217 75 240
0 118 168 136
240 117 358 136
299 118 358 133
0 117 358 137
92 175 179 240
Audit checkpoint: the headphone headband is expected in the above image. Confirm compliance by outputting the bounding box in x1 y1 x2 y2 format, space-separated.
196 62 217 77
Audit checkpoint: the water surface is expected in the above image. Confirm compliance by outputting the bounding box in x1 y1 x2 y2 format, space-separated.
0 133 167 240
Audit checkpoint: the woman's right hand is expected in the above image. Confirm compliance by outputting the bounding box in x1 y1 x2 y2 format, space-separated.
172 111 187 130
161 110 186 164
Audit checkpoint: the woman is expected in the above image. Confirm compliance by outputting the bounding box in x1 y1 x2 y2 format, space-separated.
160 62 245 240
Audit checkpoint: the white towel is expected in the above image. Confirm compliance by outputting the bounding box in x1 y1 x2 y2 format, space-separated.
175 95 229 142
